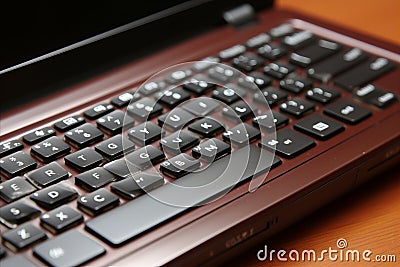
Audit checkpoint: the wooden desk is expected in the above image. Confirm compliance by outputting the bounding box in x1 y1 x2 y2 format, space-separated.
229 1 400 266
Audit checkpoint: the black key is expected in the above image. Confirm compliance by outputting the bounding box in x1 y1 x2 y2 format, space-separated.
324 100 372 124
23 127 56 145
33 230 106 267
232 53 264 72
54 115 86 132
219 44 246 60
294 114 345 140
64 148 104 172
103 158 141 179
84 103 114 120
246 33 271 49
96 110 134 135
252 111 289 131
64 123 104 148
128 122 164 146
353 84 397 108
26 162 69 188
280 98 315 117
0 140 24 158
208 66 237 83
253 86 288 106
257 43 287 60
111 92 140 107
158 108 196 131
0 151 37 178
160 154 201 179
111 172 164 199
270 23 294 38
0 201 41 228
78 188 119 216
156 87 191 108
222 124 261 146
31 136 71 163
283 30 315 49
182 97 220 116
40 205 84 234
192 138 231 161
307 48 368 82
126 97 163 121
30 184 78 209
279 77 313 94
95 135 135 160
85 146 281 246
334 57 396 90
289 39 341 67
212 85 247 104
2 223 47 251
191 56 220 72
125 145 165 169
0 247 5 259
183 78 216 95
160 130 200 155
75 167 116 191
237 72 272 91
188 117 225 138
0 177 36 203
138 81 165 96
259 129 315 158
1 255 39 267
165 69 192 84
306 86 340 104
263 62 295 79
222 101 256 121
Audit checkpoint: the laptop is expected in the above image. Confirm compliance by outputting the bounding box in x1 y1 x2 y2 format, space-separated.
1 0 399 266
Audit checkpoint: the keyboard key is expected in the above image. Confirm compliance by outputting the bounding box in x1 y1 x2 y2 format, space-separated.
246 33 271 48
280 98 315 117
128 122 164 146
156 87 191 108
232 53 264 72
324 100 372 124
160 130 200 155
111 92 140 107
111 172 164 199
0 201 41 228
78 188 119 216
1 254 39 267
33 230 106 267
212 85 247 104
306 86 340 104
182 97 220 116
307 48 368 82
0 177 36 203
31 136 71 163
65 123 104 149
158 108 196 131
188 117 225 137
139 81 165 96
219 44 246 60
192 138 231 161
253 86 288 106
222 124 261 146
183 78 216 95
237 72 272 91
64 148 104 172
26 162 69 188
95 135 135 160
41 205 84 234
160 153 201 179
0 140 24 158
289 39 341 67
283 30 315 49
222 100 256 121
353 84 397 108
23 126 56 145
103 158 141 179
86 146 280 246
165 69 192 84
208 66 237 83
54 115 86 132
334 57 396 90
191 56 220 72
263 62 295 79
270 23 294 38
252 111 289 131
279 77 313 94
30 184 78 210
294 114 345 140
75 167 116 191
0 151 37 178
126 145 165 169
2 223 47 251
259 129 315 158
97 110 134 135
127 97 163 121
258 43 287 60
84 103 114 120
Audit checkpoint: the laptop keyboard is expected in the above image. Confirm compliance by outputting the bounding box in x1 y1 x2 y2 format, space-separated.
0 23 398 266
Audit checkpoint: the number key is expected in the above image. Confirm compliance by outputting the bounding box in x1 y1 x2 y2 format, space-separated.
0 151 37 178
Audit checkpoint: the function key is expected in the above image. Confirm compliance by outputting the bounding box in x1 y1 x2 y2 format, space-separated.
188 117 225 138
111 172 164 199
111 92 140 107
138 81 165 96
40 205 83 234
283 30 315 49
279 77 313 94
160 130 200 155
183 78 216 95
23 127 56 145
0 151 37 178
270 23 294 38
158 108 196 131
353 84 397 108
165 69 192 84
253 86 288 106
0 177 36 203
75 167 116 191
160 154 201 179
222 101 256 121
0 140 24 158
232 53 264 72
294 114 344 140
289 39 341 67
306 87 340 104
78 188 119 216
246 33 271 49
126 145 165 170
238 72 272 91
192 138 231 162
26 162 69 188
0 201 41 228
280 98 315 117
263 62 295 79
64 148 103 172
182 97 220 116
324 100 372 124
192 57 220 72
208 65 237 83
219 44 246 60
222 124 261 146
128 122 164 146
65 123 104 149
84 103 114 120
54 115 86 132
31 136 71 163
126 97 163 121
252 111 289 131
212 85 247 104
2 223 47 251
95 135 135 160
97 110 134 135
30 183 78 210
258 44 287 60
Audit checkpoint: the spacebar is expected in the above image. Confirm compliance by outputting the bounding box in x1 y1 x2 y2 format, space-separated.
85 146 280 246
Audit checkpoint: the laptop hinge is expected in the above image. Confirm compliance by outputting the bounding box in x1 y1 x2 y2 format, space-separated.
223 4 257 28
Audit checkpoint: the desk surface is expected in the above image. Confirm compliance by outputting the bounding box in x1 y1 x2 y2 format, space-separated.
229 0 400 266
